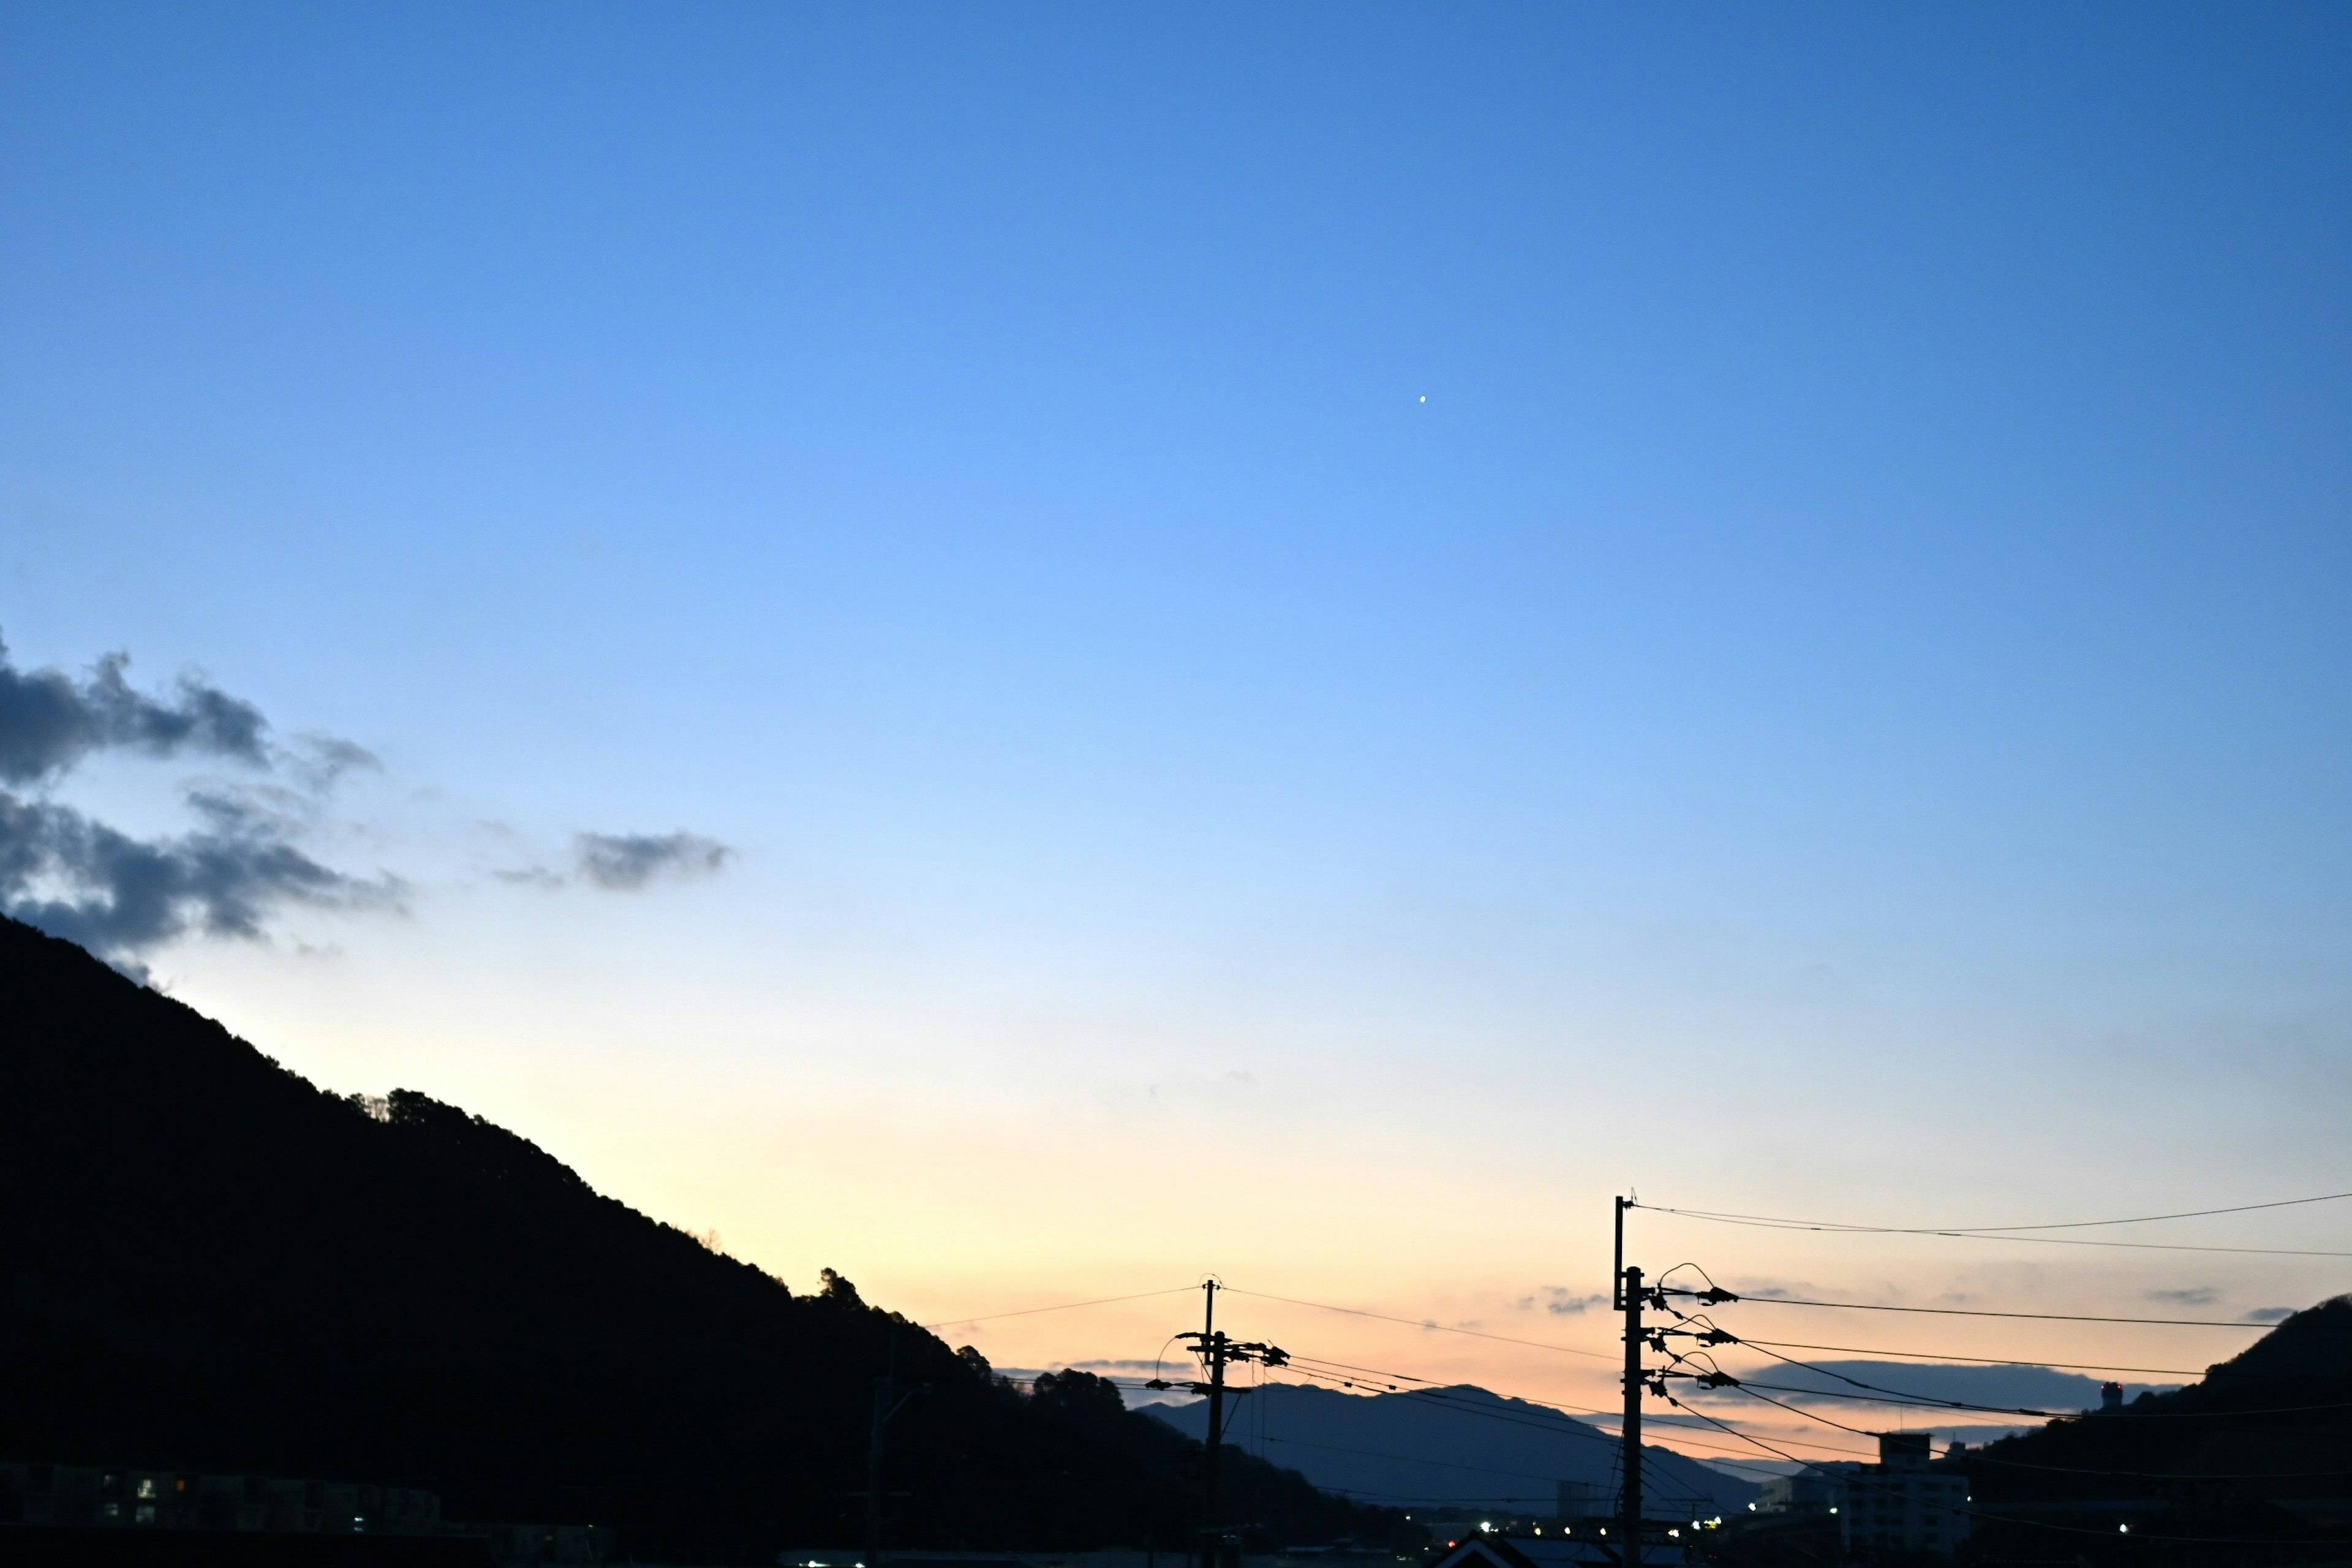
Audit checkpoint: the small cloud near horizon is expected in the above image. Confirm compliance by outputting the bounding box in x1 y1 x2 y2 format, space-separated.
1515 1286 1606 1316
574 830 733 891
2148 1287 2223 1306
2244 1306 2296 1323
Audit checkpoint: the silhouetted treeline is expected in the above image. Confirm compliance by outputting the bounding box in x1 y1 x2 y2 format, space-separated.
0 916 1393 1563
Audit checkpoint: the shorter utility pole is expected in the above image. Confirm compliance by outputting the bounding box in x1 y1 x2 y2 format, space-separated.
859 1329 919 1568
1147 1280 1287 1568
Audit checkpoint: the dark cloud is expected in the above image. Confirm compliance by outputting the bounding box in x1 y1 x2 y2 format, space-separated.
1515 1287 1606 1316
573 831 732 891
2245 1306 2297 1323
0 630 397 968
0 638 268 784
0 790 401 973
2147 1286 2222 1306
0 631 720 959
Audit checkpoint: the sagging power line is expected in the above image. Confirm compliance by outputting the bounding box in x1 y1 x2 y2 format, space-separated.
1630 1187 2352 1234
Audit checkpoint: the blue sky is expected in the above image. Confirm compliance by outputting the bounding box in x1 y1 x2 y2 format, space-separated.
3 2 2348 1445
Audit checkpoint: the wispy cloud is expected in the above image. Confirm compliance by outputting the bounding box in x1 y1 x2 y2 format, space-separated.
573 830 733 891
1515 1286 1606 1316
2147 1286 2221 1307
2244 1306 2296 1323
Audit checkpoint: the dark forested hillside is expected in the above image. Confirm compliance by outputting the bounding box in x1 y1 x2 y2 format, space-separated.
1957 1296 2352 1564
0 916 1383 1563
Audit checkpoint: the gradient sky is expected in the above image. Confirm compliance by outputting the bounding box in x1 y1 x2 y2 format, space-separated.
4 3 2349 1461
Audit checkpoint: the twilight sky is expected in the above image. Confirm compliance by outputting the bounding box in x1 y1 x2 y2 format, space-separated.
4 3 2349 1461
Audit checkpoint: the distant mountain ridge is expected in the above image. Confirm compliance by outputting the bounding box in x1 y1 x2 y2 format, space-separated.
1145 1381 1758 1518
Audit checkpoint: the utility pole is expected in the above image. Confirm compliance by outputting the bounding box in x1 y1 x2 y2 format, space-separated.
862 1328 919 1568
1149 1279 1287 1568
1611 1197 1743 1566
1615 1195 1644 1568
1202 1280 1226 1538
1619 1261 1643 1568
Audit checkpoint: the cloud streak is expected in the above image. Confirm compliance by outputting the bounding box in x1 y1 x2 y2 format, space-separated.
2147 1286 2221 1306
1516 1287 1606 1316
573 831 733 891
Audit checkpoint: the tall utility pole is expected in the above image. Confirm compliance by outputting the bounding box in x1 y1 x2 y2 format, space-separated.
1152 1279 1287 1568
1615 1196 1643 1568
1619 1262 1643 1568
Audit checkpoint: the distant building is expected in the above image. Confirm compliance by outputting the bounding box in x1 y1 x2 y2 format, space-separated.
1554 1482 1611 1524
0 1464 442 1534
1754 1467 1855 1517
1838 1434 1970 1560
0 1461 605 1561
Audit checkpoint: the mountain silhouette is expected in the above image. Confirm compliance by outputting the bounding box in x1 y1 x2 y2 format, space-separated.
1145 1381 1757 1518
0 915 1384 1562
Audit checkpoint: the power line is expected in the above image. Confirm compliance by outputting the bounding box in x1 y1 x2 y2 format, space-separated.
1706 1371 2352 1425
1254 1434 1574 1485
1276 1352 1858 1456
1735 1378 2057 1419
1660 1390 1989 1516
1224 1286 1615 1362
1317 1488 1563 1504
1264 1365 1716 1502
1262 1335 1877 1462
1270 1354 1872 1466
1654 1390 1858 1476
1271 1359 1855 1470
1276 1364 1615 1443
917 1284 1196 1330
1632 1188 2352 1234
1703 1295 2301 1329
1668 1359 2352 1547
1638 1209 2352 1259
1734 1336 2215 1379
1681 1332 2352 1423
1646 1213 2352 1259
1711 1338 2070 1417
1722 1383 1891 1439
